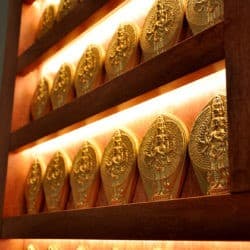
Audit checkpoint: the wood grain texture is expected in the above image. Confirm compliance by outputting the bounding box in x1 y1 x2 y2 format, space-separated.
0 0 22 235
17 0 118 74
10 22 225 151
2 193 250 240
225 1 250 192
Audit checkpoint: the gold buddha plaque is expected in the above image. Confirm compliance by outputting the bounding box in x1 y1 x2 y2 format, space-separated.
70 141 100 209
189 95 230 195
100 129 138 205
25 159 45 214
43 151 71 211
50 63 74 110
140 0 185 61
185 0 224 35
56 0 78 22
30 77 52 120
74 45 104 98
36 5 56 40
138 114 189 201
105 23 140 80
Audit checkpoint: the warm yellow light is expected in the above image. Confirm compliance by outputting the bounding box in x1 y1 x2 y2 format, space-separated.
41 0 155 77
22 69 226 160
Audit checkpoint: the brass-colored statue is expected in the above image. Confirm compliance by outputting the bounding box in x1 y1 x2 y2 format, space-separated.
189 95 230 195
185 0 224 34
36 5 56 40
57 0 78 22
25 159 44 214
70 141 100 209
140 0 185 61
74 45 104 97
30 77 51 120
138 114 189 201
43 151 71 211
105 23 140 80
100 129 138 205
50 63 74 110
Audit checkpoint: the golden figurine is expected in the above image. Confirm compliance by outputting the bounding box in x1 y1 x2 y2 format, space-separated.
185 0 224 34
25 159 45 214
36 5 56 40
74 45 104 97
189 95 229 195
50 63 74 110
70 141 100 209
100 129 138 205
105 23 140 80
140 0 185 61
30 77 52 120
56 0 78 22
43 151 71 211
138 114 189 201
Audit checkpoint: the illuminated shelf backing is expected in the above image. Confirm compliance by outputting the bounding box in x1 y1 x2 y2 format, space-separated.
11 22 225 151
3 193 250 240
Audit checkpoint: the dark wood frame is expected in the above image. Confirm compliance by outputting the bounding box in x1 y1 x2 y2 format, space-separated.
0 0 249 240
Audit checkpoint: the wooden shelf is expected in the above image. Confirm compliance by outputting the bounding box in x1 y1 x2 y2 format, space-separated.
11 22 224 151
2 193 250 240
17 0 124 74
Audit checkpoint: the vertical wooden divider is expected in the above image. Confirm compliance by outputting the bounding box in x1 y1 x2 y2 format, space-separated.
225 1 250 192
0 0 22 236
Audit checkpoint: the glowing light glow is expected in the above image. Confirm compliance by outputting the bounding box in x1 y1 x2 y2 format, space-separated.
21 69 226 159
41 0 155 77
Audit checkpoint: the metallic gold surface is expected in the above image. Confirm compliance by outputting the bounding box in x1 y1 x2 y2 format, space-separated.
50 63 74 110
70 141 100 209
105 23 140 80
43 151 70 211
140 0 185 61
56 0 78 22
36 5 56 40
189 95 229 195
74 45 104 97
30 77 51 120
185 0 224 34
138 114 189 201
25 159 44 214
101 129 138 205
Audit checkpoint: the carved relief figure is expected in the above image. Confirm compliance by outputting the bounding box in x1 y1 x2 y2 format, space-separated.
144 116 175 199
146 2 175 45
109 26 131 66
105 130 129 203
198 96 229 194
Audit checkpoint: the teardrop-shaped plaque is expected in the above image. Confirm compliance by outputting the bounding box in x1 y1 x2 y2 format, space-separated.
56 0 78 22
185 0 224 34
30 77 52 120
74 45 104 97
43 151 71 211
189 95 230 195
140 0 185 61
105 23 140 80
50 63 74 110
36 5 56 40
138 114 189 201
100 129 138 205
25 158 44 214
70 141 100 209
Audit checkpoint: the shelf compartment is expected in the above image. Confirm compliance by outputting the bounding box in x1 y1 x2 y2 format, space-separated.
2 193 250 240
17 0 124 74
11 22 224 151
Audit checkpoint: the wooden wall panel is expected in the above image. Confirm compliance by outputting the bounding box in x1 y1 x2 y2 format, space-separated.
225 1 250 192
